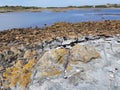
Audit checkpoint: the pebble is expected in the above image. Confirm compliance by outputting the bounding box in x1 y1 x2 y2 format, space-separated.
0 66 4 71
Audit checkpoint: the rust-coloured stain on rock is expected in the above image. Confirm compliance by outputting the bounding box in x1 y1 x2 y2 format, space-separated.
3 58 35 89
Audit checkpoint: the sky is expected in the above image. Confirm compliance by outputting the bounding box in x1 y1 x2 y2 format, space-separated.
0 0 120 7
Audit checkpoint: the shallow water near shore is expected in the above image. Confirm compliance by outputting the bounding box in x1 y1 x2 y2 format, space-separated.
0 8 120 31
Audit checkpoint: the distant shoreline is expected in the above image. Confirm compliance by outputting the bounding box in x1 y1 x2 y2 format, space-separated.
0 8 120 13
0 5 120 13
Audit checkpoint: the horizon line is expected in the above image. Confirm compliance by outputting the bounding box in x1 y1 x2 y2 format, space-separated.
0 3 119 7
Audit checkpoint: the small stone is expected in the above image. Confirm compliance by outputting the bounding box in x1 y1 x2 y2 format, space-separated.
10 47 21 55
15 36 19 39
62 40 75 45
0 54 4 61
0 66 4 71
64 76 68 79
5 50 14 56
115 68 118 70
24 50 37 59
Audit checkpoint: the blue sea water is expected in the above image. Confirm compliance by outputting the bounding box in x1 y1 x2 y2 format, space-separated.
0 8 120 31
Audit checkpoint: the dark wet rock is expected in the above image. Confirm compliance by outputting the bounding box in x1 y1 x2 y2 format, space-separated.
2 55 18 68
4 50 14 56
0 54 4 61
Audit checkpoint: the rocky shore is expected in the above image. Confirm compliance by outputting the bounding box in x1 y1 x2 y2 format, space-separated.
0 20 119 52
0 20 120 90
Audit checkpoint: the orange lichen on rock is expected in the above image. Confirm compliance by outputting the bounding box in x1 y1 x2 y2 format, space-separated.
53 48 68 64
20 72 32 88
0 66 4 71
42 67 62 77
3 58 36 89
66 65 73 72
24 59 36 70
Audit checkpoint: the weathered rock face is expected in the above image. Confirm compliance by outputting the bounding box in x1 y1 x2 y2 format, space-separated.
28 44 100 90
0 42 100 90
34 45 100 78
0 20 120 90
1 36 120 90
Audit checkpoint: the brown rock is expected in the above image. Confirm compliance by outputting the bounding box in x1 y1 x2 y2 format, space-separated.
24 50 37 59
10 47 21 55
0 66 4 71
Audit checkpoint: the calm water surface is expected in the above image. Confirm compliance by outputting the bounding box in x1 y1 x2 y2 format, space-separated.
0 8 120 31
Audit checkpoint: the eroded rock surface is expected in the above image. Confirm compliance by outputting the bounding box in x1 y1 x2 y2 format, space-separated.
30 37 120 90
1 35 120 90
